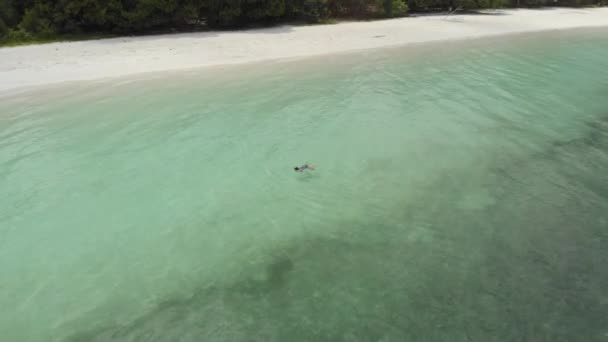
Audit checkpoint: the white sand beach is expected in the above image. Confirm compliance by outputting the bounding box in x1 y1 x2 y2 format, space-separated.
0 7 607 92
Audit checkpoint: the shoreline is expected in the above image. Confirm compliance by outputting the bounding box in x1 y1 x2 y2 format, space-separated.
1 8 607 93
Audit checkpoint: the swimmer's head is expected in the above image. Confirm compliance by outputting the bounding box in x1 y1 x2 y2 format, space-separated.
294 167 299 171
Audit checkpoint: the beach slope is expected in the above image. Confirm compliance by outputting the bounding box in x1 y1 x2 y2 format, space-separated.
1 8 607 92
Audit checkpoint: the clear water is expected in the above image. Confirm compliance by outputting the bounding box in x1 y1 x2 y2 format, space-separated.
1 29 608 342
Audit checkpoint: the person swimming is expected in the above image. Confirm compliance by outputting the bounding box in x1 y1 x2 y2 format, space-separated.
294 164 315 172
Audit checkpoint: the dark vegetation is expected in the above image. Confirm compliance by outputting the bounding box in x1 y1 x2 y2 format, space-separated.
0 0 604 45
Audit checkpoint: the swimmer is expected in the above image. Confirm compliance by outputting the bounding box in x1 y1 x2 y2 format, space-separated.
294 164 315 172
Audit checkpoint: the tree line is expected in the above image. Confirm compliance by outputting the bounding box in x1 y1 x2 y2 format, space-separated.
0 0 605 44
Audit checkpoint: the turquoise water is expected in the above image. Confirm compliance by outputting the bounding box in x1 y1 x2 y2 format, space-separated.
1 29 608 342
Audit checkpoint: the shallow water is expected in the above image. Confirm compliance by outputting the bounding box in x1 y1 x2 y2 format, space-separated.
1 28 608 342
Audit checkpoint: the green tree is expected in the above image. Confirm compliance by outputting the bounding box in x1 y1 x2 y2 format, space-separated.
301 0 328 22
454 0 507 8
0 17 7 37
268 0 287 18
174 0 207 26
336 0 369 17
50 0 123 33
243 0 285 22
207 0 243 27
0 0 9 37
409 0 450 11
0 0 16 26
121 0 178 30
389 0 408 16
19 2 54 35
379 0 407 16
519 0 552 6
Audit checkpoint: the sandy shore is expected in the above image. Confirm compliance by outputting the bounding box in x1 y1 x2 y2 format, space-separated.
1 8 607 92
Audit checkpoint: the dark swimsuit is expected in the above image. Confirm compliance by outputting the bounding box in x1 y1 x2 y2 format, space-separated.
296 164 310 172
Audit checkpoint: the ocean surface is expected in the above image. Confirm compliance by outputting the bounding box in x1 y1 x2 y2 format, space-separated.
1 28 607 342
